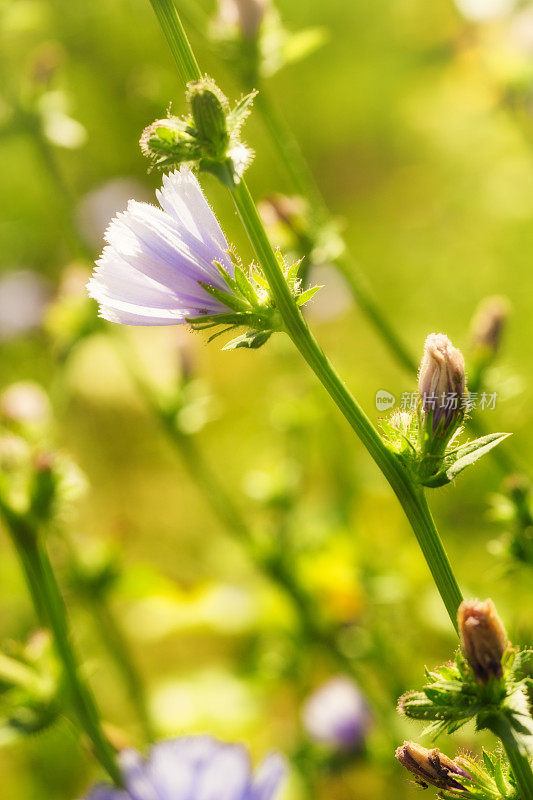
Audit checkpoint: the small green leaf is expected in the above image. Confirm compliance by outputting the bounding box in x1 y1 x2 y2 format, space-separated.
227 91 257 132
422 432 511 488
222 330 273 350
482 749 496 778
446 432 512 480
296 285 322 307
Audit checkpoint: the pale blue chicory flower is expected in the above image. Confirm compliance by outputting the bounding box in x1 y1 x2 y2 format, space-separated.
87 168 235 326
85 735 286 800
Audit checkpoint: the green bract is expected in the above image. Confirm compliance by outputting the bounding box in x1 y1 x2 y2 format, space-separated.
380 410 510 489
398 647 533 739
188 250 320 349
140 77 257 184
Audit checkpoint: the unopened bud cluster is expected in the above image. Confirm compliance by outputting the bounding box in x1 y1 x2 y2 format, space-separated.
140 77 256 184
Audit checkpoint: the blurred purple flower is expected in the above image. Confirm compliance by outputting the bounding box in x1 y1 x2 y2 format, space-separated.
85 735 286 800
302 676 371 749
87 169 235 326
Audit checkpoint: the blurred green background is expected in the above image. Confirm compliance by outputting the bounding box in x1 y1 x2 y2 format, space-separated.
1 0 533 797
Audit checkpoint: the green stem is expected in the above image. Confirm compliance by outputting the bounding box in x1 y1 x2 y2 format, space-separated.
250 85 419 374
253 87 328 224
113 334 403 741
26 533 123 785
1 511 48 627
229 176 462 628
149 0 202 83
487 712 533 800
255 89 418 374
22 111 92 262
91 596 155 743
147 0 463 628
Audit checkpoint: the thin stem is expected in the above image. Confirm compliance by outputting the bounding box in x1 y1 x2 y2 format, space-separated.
253 87 328 224
1 510 48 627
27 534 123 786
20 109 92 262
91 596 155 743
113 334 402 741
149 0 202 83
245 83 418 375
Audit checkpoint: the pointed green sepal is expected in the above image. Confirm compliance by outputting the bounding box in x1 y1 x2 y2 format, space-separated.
222 330 273 350
421 432 512 488
296 284 322 307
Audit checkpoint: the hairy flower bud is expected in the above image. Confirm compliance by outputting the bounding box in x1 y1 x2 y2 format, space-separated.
140 117 201 167
395 741 470 790
470 295 510 358
187 79 230 159
418 333 466 433
458 598 508 684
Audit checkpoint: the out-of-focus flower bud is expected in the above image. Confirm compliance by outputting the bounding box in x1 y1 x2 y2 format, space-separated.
395 741 470 790
302 676 371 750
418 333 466 434
458 598 508 684
217 0 269 39
0 382 51 429
141 80 256 182
470 296 510 358
29 452 57 522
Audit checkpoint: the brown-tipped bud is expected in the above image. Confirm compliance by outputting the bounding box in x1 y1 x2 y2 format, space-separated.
458 598 508 683
470 295 510 357
418 333 466 433
395 741 470 790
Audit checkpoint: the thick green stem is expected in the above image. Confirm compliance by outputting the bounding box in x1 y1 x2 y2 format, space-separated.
26 534 123 786
229 177 463 628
